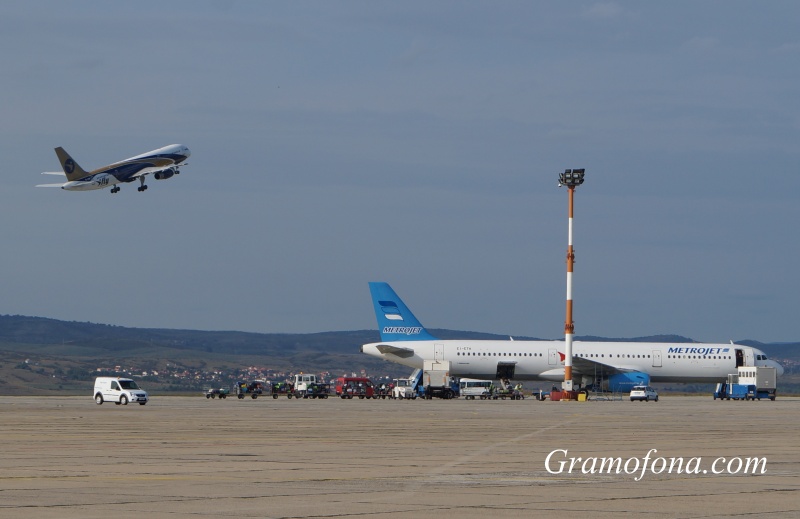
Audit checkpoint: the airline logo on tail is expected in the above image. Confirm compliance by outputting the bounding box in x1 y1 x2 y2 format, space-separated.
379 301 404 321
369 282 437 342
378 299 424 334
383 326 424 336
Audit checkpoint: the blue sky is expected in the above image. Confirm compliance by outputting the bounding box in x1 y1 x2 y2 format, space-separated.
2 1 798 342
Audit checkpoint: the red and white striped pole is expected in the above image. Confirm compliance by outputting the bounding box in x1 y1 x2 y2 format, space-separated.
558 169 584 394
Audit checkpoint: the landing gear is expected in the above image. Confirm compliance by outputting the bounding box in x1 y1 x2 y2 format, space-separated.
110 186 120 194
137 177 148 192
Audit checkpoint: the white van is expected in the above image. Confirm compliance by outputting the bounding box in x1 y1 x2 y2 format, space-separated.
459 378 493 400
93 377 149 405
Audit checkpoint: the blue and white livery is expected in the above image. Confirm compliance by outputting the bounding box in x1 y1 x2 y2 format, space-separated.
361 282 785 392
37 144 190 194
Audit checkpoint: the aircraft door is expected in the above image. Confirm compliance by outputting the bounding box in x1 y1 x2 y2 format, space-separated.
743 348 754 367
434 343 444 362
496 362 516 380
735 349 744 367
652 350 662 367
548 348 558 366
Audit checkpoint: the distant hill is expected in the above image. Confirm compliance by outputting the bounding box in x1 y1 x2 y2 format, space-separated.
0 315 378 357
2 314 798 360
1 314 797 395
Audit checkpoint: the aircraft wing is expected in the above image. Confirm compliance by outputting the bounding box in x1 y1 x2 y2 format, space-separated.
131 167 159 178
570 355 642 377
375 344 416 358
130 164 183 180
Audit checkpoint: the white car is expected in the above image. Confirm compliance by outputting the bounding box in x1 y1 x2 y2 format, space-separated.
629 385 658 402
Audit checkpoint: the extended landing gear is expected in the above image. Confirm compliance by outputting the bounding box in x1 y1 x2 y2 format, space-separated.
110 186 120 194
137 177 148 192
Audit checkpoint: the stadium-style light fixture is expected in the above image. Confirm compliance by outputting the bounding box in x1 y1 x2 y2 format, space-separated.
557 168 585 397
558 168 585 188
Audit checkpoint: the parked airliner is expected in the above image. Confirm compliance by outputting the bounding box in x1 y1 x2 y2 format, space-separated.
361 282 784 391
37 144 190 193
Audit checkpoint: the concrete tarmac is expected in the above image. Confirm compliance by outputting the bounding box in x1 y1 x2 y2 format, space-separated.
1 395 798 518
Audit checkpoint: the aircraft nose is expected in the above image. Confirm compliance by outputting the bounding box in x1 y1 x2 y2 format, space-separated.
772 360 785 377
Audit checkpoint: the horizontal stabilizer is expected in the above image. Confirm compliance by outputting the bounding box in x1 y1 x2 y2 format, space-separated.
41 171 66 176
36 183 65 188
376 344 416 358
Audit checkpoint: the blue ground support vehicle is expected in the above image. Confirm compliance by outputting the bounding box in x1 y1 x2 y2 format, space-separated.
713 367 777 401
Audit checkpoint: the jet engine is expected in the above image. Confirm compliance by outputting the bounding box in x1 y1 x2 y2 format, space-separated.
605 372 650 393
154 167 177 180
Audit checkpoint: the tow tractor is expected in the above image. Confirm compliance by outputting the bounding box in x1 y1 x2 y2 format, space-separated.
388 368 422 399
205 388 229 399
390 377 418 399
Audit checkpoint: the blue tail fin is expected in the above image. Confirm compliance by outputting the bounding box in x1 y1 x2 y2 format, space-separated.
369 282 437 342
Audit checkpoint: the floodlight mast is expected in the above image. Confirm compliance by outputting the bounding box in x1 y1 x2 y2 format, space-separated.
558 168 585 393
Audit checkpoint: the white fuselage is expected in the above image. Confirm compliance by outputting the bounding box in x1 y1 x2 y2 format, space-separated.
62 172 119 191
61 144 190 191
361 340 784 384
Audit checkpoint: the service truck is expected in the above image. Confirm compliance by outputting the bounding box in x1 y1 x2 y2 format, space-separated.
713 366 777 401
423 360 458 399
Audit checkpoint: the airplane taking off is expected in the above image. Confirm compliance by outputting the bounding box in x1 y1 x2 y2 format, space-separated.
361 282 785 392
37 144 190 193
